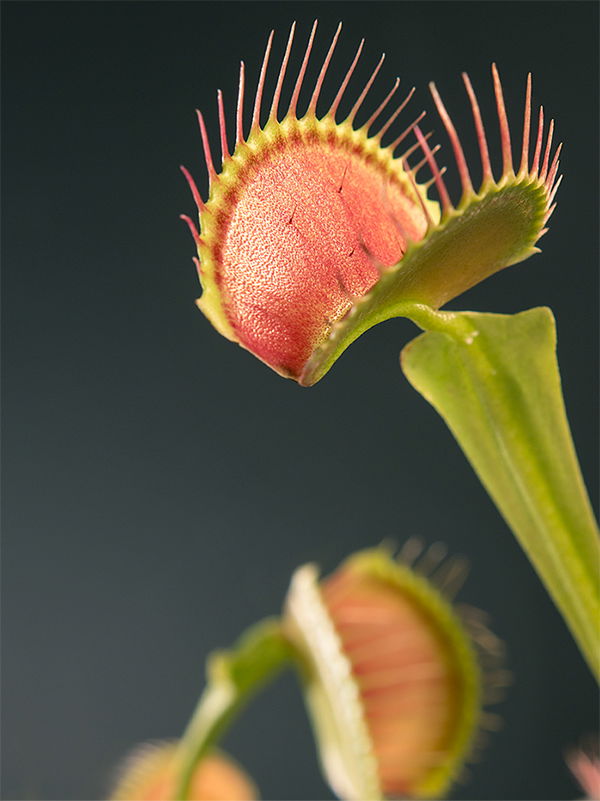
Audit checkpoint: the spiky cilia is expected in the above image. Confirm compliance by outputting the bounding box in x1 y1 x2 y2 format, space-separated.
181 22 561 385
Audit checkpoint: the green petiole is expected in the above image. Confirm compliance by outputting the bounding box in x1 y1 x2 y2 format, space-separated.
172 619 293 800
399 303 599 679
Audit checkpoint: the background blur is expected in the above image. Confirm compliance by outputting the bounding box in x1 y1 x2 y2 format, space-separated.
2 2 598 799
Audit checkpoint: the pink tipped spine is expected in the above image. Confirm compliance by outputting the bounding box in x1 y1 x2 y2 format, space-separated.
180 214 201 244
217 90 230 162
270 22 296 121
410 144 441 178
546 143 562 190
539 119 554 182
376 86 415 143
422 166 447 191
531 106 544 176
179 165 204 212
400 130 433 162
415 124 452 214
288 20 318 117
329 38 364 119
252 30 274 131
196 110 217 182
363 77 400 132
236 61 246 145
492 64 513 176
518 73 532 175
348 53 385 125
491 64 513 176
387 109 425 152
308 22 342 114
544 202 557 224
430 82 474 199
462 72 493 186
547 172 563 205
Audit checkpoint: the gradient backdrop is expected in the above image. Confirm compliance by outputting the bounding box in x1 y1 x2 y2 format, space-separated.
3 2 598 799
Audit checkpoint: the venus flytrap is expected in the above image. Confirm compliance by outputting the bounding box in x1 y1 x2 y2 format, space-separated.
110 743 257 801
181 23 599 676
143 547 501 801
567 744 600 800
284 547 500 800
180 20 436 379
181 22 557 384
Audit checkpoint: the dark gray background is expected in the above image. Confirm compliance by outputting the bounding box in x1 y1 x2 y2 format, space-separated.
2 2 598 799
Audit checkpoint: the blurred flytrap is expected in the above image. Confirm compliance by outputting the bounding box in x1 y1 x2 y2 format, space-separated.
181 22 599 678
111 546 504 800
284 546 502 800
111 743 257 800
567 740 600 801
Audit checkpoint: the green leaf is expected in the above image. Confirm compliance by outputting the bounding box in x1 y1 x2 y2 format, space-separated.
400 306 600 678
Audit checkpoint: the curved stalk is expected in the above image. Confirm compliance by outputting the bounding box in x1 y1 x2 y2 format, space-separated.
172 619 293 799
399 303 600 679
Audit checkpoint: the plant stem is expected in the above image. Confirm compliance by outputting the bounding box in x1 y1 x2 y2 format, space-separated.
172 618 293 799
399 303 600 678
